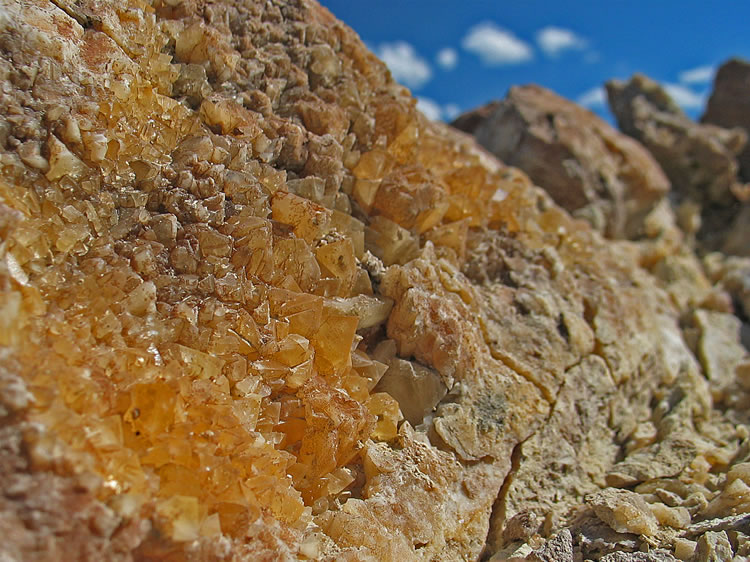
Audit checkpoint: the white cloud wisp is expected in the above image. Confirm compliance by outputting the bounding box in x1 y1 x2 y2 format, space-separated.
462 22 533 65
577 86 606 108
679 65 715 85
663 83 706 110
536 26 587 57
375 41 432 90
436 47 458 70
443 103 461 120
416 97 462 122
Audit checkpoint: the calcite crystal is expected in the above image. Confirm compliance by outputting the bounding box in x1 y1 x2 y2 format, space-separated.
0 0 749 561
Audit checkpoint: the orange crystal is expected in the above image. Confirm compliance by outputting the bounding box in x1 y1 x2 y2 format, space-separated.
0 0 554 556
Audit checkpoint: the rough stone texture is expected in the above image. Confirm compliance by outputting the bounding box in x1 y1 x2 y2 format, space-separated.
600 552 678 562
0 1 749 561
588 488 660 536
703 254 750 349
526 529 573 562
451 85 671 240
703 58 750 182
606 74 750 256
692 530 734 562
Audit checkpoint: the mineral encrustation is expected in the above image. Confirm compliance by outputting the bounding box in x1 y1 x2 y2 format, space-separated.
0 1 748 561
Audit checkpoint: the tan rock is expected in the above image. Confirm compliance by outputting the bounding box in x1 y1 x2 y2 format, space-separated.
674 537 698 561
692 309 749 405
607 73 750 256
452 85 670 239
649 502 691 529
588 488 660 536
692 530 734 562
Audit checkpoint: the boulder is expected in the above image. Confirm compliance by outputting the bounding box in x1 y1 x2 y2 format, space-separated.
703 58 750 182
0 1 748 561
607 74 749 256
452 85 670 240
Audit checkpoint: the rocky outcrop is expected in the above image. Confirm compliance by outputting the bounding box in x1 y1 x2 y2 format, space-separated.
451 67 750 561
0 1 749 561
451 85 670 240
703 58 750 182
606 74 750 256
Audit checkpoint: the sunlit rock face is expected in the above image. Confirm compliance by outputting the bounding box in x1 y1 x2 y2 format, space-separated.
0 1 748 561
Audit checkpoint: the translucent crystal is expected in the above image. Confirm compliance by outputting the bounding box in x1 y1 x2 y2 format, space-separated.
46 134 88 181
155 495 201 542
365 216 419 266
271 191 332 244
315 238 357 296
366 392 401 441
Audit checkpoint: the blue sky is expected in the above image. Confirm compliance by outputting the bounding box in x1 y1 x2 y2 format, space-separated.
318 1 750 122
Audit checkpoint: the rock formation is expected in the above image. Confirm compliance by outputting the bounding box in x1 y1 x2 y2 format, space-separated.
0 1 748 561
703 58 750 182
450 85 670 241
606 74 750 257
452 77 750 561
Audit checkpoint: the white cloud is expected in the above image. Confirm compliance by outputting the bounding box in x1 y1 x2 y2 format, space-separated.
679 65 715 85
462 22 533 65
536 26 587 57
577 86 606 108
436 47 458 70
416 97 443 121
416 98 462 122
663 83 706 110
375 41 432 90
443 103 461 120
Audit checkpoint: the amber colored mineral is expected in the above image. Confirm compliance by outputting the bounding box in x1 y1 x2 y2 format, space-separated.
0 1 749 561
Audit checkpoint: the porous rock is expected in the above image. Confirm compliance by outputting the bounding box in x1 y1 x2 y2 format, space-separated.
703 253 750 349
600 552 678 562
526 528 574 562
692 530 734 562
588 488 660 536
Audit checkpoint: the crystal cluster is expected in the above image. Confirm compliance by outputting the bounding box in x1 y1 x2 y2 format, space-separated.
0 0 530 557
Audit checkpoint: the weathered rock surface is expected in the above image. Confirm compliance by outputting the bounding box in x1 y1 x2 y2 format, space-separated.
0 1 748 561
451 85 671 240
606 74 750 256
703 58 750 182
703 253 750 348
